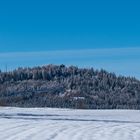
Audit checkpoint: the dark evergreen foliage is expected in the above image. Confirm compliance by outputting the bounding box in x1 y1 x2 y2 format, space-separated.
0 64 140 109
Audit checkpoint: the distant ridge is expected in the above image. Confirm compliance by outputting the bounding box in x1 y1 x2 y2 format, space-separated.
0 64 140 109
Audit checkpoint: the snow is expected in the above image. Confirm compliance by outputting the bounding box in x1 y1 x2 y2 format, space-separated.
0 107 140 140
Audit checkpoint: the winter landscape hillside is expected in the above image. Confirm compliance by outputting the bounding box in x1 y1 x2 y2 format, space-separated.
0 65 140 109
0 107 140 140
1 0 140 139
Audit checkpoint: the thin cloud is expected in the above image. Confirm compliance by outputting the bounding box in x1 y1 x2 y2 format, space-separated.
0 47 140 79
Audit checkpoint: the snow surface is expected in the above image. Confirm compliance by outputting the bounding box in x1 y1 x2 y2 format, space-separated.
0 107 140 140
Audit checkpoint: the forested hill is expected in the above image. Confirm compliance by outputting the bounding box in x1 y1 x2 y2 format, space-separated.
0 64 140 109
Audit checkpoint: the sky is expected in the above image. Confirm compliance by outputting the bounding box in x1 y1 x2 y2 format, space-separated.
0 0 140 79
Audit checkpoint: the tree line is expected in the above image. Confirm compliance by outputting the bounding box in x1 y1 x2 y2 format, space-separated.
0 64 140 109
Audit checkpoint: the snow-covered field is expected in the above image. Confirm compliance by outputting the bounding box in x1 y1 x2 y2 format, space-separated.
0 107 140 140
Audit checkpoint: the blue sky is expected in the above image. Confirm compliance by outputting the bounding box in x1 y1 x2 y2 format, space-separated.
0 0 140 79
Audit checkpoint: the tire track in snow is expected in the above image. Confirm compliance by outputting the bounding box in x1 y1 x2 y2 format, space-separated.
0 108 140 140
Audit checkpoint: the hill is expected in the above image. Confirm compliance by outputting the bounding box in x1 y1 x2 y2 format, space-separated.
0 64 140 109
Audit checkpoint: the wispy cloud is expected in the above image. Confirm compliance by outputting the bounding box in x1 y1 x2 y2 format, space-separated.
0 47 140 79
